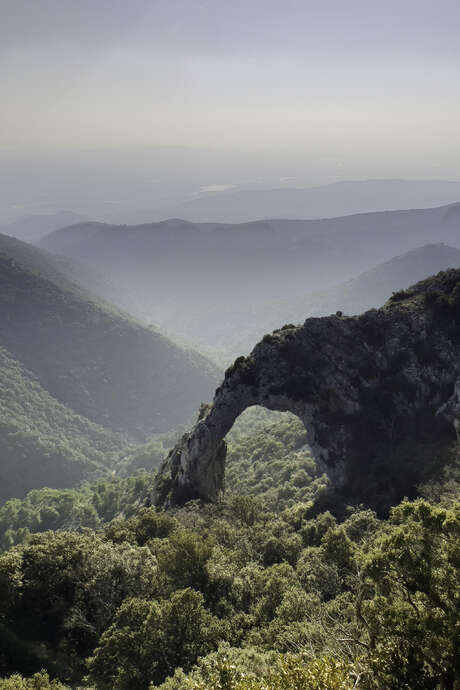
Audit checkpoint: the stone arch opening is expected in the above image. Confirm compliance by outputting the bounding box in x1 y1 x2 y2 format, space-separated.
223 406 322 509
153 375 331 509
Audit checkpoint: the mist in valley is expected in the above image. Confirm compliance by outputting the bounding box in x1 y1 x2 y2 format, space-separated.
35 203 460 362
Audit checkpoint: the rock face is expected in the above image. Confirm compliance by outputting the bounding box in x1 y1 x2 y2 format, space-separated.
154 269 460 507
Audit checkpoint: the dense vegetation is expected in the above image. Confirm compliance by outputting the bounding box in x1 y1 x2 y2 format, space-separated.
225 409 328 512
0 474 157 552
0 340 191 503
0 496 458 688
0 409 458 689
0 345 122 502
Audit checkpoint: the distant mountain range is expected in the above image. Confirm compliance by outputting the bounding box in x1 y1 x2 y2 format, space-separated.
39 202 460 358
5 179 460 236
113 179 460 224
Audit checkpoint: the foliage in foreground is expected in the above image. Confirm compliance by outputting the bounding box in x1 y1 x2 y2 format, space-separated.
0 413 458 689
0 473 157 551
0 671 68 689
0 494 458 689
158 653 357 689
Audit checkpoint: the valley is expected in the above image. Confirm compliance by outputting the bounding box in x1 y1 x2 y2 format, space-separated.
0 199 459 689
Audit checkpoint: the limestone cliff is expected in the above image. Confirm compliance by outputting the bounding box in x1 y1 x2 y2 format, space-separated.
154 269 460 507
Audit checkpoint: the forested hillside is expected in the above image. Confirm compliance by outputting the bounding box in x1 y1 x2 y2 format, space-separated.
0 233 220 437
0 345 121 502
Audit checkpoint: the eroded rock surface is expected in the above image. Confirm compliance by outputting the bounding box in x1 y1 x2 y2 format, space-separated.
154 269 460 507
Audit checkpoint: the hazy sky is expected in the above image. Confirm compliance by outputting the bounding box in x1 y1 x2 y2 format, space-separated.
1 0 460 167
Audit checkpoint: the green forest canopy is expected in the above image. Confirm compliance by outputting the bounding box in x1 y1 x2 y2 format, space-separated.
0 407 458 689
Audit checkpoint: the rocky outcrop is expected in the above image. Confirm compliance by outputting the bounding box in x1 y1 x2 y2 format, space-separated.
154 269 460 507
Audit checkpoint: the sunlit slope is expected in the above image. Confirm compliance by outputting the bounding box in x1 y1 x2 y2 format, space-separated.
0 345 121 501
0 233 220 436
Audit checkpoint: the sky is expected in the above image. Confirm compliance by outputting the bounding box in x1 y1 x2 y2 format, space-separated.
1 0 460 166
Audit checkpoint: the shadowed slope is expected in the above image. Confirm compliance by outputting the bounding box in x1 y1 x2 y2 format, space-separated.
0 233 220 437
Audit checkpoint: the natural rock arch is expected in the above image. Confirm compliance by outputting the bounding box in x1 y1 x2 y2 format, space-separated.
154 270 460 508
